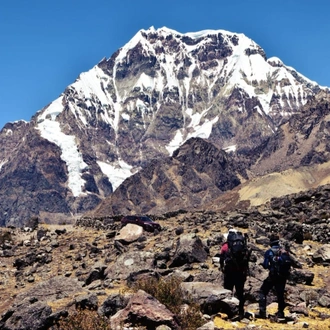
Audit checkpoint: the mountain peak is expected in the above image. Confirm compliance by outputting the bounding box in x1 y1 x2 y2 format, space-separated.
0 27 328 226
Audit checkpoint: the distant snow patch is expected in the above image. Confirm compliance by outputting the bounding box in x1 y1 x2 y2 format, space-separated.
184 29 236 39
37 99 88 197
73 66 111 107
38 97 63 120
166 130 184 155
135 72 155 90
166 115 219 155
116 30 145 62
223 145 237 153
121 113 130 121
0 160 7 172
186 116 218 140
97 159 134 191
285 65 318 85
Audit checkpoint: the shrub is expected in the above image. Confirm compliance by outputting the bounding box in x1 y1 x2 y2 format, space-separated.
53 308 111 330
304 232 313 241
132 276 184 311
131 275 204 329
0 230 12 245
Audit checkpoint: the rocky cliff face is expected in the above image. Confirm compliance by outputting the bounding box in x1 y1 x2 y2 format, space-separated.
93 91 330 217
92 137 244 216
0 27 327 226
249 90 330 176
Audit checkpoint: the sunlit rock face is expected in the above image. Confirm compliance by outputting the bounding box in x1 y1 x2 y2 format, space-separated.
0 27 326 226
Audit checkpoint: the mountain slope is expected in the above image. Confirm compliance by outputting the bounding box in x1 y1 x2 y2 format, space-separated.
248 90 330 176
92 137 243 216
0 27 327 226
92 90 330 217
203 159 330 213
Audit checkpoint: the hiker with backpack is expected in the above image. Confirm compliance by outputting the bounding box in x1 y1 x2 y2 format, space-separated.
220 229 251 319
257 233 292 319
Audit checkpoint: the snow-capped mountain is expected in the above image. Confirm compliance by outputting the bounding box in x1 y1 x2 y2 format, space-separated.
0 27 327 226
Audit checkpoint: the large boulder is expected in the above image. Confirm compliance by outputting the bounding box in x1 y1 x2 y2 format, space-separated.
110 290 180 329
16 276 87 303
0 298 65 330
180 282 232 315
105 251 156 280
98 293 131 318
115 224 144 244
84 262 107 286
289 269 314 285
0 275 89 330
169 234 208 268
312 244 330 263
74 293 98 310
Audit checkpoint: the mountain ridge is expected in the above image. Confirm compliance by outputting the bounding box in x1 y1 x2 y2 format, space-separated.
0 26 328 226
91 90 330 217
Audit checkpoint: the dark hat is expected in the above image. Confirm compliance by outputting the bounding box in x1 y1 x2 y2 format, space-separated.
269 234 279 246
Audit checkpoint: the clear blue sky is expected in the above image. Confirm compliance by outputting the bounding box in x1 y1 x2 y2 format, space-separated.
1 0 330 129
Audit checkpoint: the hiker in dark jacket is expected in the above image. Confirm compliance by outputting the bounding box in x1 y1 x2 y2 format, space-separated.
220 229 250 319
257 234 291 319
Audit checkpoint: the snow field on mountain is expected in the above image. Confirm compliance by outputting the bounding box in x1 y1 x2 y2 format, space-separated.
37 97 88 197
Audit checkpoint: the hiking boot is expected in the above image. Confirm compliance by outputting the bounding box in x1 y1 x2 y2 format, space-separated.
255 312 267 319
276 311 285 318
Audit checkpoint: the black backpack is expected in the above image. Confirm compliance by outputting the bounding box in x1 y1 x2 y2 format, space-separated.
227 231 249 268
269 246 292 278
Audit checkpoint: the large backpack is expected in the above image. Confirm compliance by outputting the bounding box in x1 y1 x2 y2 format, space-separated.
269 245 292 278
226 231 249 269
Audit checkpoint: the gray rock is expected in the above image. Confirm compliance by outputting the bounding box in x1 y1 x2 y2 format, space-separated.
16 276 87 303
105 251 156 280
312 244 330 263
0 298 55 330
110 290 180 330
169 234 208 268
85 262 107 285
318 295 330 307
75 293 98 310
156 325 172 330
290 269 314 285
98 293 130 317
197 320 215 330
115 224 143 244
181 282 232 305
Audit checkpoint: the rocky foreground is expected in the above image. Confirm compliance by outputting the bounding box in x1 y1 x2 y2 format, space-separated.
1 186 330 329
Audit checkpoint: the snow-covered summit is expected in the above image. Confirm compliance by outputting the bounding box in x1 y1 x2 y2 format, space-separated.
21 26 324 210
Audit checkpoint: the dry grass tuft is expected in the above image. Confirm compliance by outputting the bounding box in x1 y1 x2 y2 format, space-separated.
131 275 204 329
53 308 111 330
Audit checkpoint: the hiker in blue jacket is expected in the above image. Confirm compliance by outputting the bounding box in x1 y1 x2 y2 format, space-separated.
257 234 291 319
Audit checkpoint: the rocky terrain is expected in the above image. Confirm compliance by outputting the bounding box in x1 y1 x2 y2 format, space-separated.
1 185 330 329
